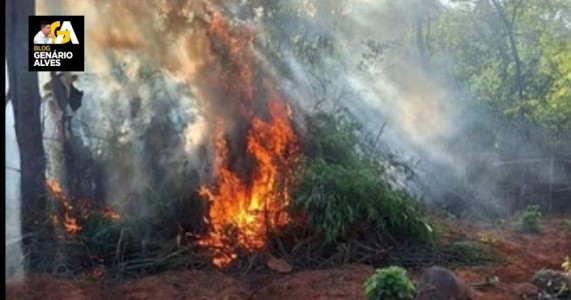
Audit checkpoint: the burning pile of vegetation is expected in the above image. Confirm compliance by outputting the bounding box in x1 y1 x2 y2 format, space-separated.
184 9 434 271
32 3 437 278
41 102 439 277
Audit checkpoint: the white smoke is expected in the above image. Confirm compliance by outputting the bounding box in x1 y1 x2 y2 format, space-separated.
275 0 467 176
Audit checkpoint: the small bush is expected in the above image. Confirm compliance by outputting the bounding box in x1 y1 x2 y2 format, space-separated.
520 204 542 233
364 266 416 300
564 219 571 232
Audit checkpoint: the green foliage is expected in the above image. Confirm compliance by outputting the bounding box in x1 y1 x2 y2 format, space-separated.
291 112 434 244
78 212 128 261
301 111 363 167
429 0 571 136
564 219 571 232
363 266 416 300
246 0 348 78
520 204 542 233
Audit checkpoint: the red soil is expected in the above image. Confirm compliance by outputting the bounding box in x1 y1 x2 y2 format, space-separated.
6 217 570 300
451 217 571 299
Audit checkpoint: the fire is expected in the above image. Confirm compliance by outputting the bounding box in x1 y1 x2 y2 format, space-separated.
175 7 299 266
208 11 255 103
199 97 299 267
47 178 82 234
103 207 121 221
46 178 121 235
46 178 64 194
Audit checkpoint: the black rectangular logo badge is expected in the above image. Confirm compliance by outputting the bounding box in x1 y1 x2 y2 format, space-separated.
29 16 84 71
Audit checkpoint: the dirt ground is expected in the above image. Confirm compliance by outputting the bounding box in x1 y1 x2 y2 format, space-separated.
452 217 571 300
6 217 570 300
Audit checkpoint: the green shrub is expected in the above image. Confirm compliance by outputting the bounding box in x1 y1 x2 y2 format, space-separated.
291 112 434 244
564 219 571 232
520 204 542 233
78 212 127 259
292 159 433 243
364 266 416 300
300 111 363 168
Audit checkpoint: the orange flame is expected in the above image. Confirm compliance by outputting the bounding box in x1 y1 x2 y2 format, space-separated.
103 207 121 221
46 178 121 235
199 97 299 267
208 12 255 103
47 178 82 234
183 8 300 266
47 178 64 195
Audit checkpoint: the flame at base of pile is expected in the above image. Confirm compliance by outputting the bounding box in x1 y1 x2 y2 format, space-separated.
46 178 120 237
199 97 299 267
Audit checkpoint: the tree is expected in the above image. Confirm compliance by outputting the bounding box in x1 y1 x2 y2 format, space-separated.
415 0 440 71
429 0 571 136
490 0 525 105
6 0 52 270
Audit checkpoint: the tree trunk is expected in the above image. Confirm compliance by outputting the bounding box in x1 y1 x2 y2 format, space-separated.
491 0 524 105
415 0 432 71
6 0 52 271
